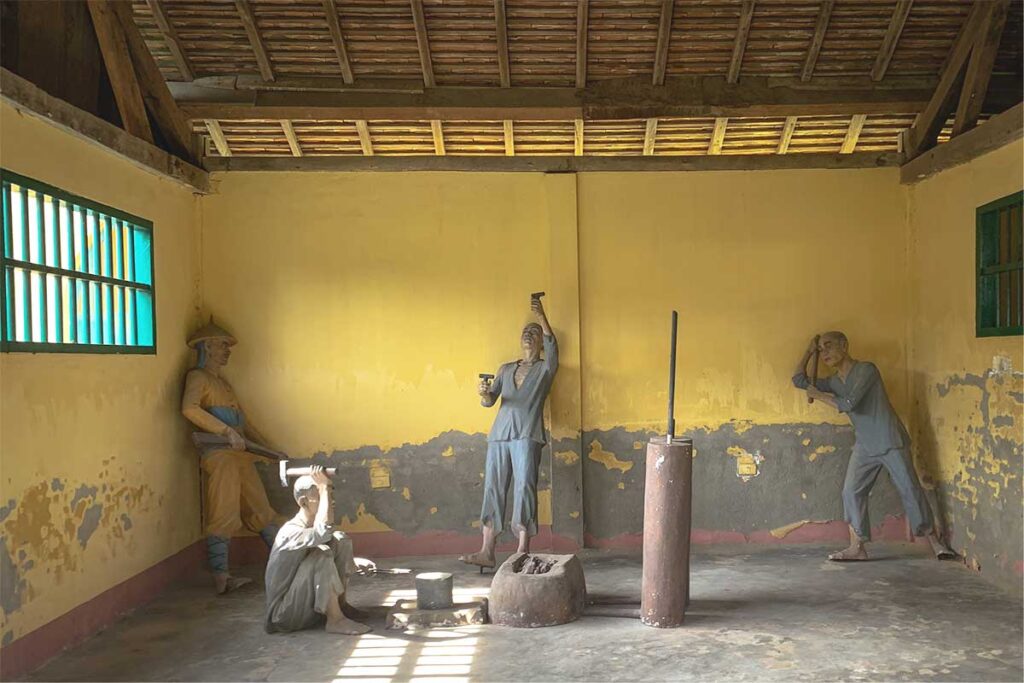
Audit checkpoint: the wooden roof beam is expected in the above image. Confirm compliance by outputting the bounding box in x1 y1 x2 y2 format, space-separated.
355 120 373 155
495 0 511 87
801 1 833 82
205 119 231 157
145 0 194 82
431 120 445 155
727 1 756 84
169 74 1020 121
840 114 866 153
111 0 196 161
235 0 274 82
653 0 674 86
871 0 914 82
902 3 985 158
643 118 658 155
321 0 355 84
281 120 302 157
87 0 153 143
205 151 902 173
777 116 797 153
503 120 515 155
576 0 589 88
953 0 1009 137
709 117 728 154
410 0 436 88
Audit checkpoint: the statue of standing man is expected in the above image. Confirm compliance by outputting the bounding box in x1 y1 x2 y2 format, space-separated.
182 320 280 594
461 296 558 569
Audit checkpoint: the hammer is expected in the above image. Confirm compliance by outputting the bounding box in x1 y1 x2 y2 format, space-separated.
279 461 337 487
531 291 545 301
479 373 495 383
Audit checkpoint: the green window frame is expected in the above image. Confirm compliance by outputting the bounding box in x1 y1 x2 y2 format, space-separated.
976 190 1023 338
1 169 156 354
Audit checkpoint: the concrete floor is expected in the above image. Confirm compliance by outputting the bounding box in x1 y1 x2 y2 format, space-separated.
27 543 1023 682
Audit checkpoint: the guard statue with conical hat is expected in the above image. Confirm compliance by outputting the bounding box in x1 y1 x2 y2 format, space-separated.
182 319 280 594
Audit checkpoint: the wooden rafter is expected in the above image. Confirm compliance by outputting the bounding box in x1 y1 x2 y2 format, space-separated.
901 102 1023 183
953 0 1009 137
170 74 1014 121
576 0 589 88
574 119 584 156
145 0 194 82
111 0 195 160
840 114 866 153
871 0 914 82
495 0 511 88
727 1 756 84
205 119 231 156
87 0 153 143
778 116 797 153
902 3 984 158
234 0 274 82
801 1 834 82
321 0 355 84
643 118 658 155
709 117 728 154
355 120 373 155
1 68 209 192
410 0 436 88
281 120 302 156
431 120 445 155
503 120 515 155
653 0 675 86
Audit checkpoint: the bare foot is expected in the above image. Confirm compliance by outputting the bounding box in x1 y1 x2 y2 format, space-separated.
326 615 371 635
342 602 371 621
214 574 253 595
927 534 958 560
459 551 496 568
828 544 868 561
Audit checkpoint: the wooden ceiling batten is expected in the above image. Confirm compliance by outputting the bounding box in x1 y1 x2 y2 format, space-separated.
871 1 915 82
321 0 355 84
145 0 194 82
727 0 755 85
802 1 835 82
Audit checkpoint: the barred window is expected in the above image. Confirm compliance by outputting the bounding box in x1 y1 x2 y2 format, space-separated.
976 191 1023 338
1 170 155 353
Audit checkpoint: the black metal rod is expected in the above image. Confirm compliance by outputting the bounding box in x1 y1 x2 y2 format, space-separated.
668 310 678 440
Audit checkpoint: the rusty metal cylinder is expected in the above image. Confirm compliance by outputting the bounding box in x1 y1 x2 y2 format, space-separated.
641 436 693 628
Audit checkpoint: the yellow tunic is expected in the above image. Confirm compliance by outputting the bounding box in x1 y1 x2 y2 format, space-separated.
182 368 277 537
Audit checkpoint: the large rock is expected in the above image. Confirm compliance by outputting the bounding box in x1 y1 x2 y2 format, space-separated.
489 553 586 627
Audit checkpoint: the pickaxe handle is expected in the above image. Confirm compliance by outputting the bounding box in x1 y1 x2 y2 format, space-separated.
808 335 820 404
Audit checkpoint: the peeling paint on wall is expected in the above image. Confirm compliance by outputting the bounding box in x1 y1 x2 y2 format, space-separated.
0 471 155 637
587 440 633 473
921 368 1023 591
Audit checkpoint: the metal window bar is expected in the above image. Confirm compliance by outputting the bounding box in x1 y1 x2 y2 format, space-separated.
0 170 155 354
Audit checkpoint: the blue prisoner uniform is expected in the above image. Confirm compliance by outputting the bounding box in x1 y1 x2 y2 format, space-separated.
794 361 933 541
480 333 558 537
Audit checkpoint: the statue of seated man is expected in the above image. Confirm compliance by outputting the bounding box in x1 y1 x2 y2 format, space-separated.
460 295 558 569
265 466 374 635
181 320 281 594
793 331 956 562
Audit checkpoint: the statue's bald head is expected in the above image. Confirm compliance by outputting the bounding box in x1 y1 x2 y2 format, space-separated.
820 331 848 349
818 331 850 368
293 475 318 505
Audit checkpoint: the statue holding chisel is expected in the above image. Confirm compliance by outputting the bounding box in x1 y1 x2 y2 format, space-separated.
460 293 558 569
182 320 283 594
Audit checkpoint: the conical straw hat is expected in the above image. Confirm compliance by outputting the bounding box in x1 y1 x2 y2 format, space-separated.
187 318 237 348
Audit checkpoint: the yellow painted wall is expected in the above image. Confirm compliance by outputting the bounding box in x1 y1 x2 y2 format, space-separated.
0 102 202 643
200 172 580 455
577 169 909 433
908 140 1024 585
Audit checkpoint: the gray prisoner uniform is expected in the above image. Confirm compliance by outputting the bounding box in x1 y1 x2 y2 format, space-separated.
481 333 559 537
264 517 355 633
794 361 932 541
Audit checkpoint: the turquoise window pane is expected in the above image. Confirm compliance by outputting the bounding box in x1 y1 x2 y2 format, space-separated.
132 228 152 285
135 290 154 346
